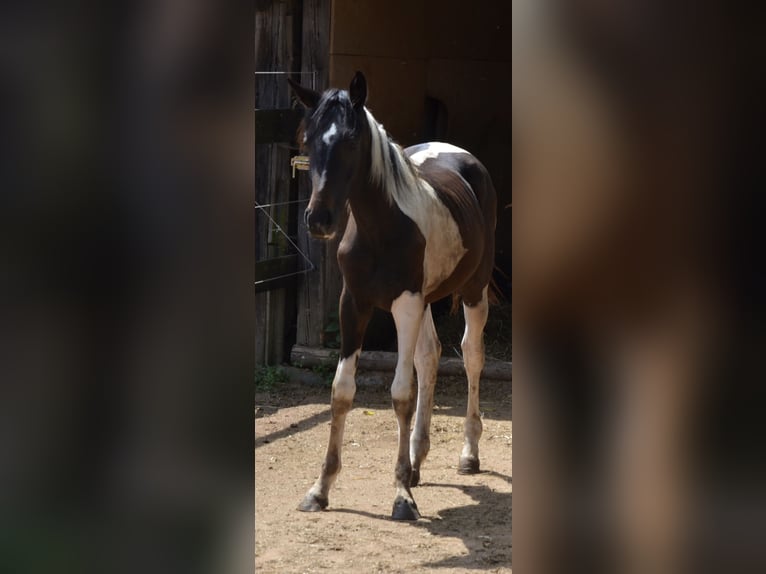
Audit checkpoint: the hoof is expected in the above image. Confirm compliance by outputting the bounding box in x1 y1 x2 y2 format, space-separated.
391 496 420 521
297 493 328 512
458 456 480 475
410 468 420 488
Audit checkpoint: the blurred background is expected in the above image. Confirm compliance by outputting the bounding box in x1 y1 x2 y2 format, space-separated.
1 1 253 572
513 1 766 573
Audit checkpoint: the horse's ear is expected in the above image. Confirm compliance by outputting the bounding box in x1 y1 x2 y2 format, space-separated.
349 71 367 110
287 77 320 109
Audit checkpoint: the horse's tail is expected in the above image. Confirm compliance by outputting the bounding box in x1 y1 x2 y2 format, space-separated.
450 268 506 314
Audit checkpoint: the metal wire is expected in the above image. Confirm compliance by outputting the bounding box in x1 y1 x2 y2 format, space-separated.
255 201 315 282
254 198 309 209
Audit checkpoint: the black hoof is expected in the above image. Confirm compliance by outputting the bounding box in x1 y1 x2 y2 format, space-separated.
458 457 480 475
391 496 420 521
410 468 420 488
297 493 328 512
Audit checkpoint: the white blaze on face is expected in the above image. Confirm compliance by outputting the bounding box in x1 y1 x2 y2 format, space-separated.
409 142 469 166
311 169 327 193
322 122 338 144
310 123 339 193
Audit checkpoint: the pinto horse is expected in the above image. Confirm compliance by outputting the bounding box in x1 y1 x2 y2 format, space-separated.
288 72 496 520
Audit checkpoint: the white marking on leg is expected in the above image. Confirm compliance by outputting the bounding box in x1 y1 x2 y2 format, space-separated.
390 291 425 402
322 122 338 144
411 305 441 474
332 349 360 403
461 286 489 464
390 290 425 512
301 349 360 508
409 142 470 166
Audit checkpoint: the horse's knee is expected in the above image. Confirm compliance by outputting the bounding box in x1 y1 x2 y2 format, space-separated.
332 379 355 407
414 350 439 380
391 369 415 403
331 350 359 404
461 340 485 375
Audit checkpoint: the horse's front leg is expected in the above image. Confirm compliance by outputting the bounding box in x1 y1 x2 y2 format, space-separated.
298 287 371 512
390 290 426 520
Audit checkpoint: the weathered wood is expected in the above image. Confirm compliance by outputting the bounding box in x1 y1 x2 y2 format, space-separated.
255 254 298 294
296 0 332 348
256 0 302 364
255 291 268 364
255 108 304 145
290 345 513 381
301 0 331 91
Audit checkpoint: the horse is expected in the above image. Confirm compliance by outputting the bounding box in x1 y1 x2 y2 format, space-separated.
287 71 497 520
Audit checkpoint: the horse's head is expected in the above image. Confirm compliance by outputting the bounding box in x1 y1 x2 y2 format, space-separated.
288 71 370 239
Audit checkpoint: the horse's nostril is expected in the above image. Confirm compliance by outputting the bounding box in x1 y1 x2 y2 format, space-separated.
306 207 334 237
304 209 310 227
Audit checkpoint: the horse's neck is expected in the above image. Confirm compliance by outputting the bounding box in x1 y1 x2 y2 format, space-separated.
348 122 416 240
347 177 396 241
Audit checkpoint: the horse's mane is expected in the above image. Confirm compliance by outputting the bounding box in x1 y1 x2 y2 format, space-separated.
364 108 420 207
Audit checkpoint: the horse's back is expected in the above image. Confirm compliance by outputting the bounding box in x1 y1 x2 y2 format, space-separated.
406 142 496 222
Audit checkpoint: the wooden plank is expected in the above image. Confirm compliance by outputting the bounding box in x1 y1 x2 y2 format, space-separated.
255 254 299 283
255 108 303 145
256 0 299 365
255 291 267 364
290 345 513 381
301 0 331 91
296 0 331 348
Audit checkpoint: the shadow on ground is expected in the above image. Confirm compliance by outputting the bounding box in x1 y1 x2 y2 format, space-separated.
333 471 512 571
255 407 331 448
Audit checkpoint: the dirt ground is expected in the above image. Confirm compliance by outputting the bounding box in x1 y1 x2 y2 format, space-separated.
255 369 512 573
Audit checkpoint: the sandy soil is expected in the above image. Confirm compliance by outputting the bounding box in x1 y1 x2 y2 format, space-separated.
255 370 512 573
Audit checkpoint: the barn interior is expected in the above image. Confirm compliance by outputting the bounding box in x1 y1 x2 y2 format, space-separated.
256 0 512 363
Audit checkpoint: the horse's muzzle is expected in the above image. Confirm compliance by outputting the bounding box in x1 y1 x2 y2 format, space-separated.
305 206 335 239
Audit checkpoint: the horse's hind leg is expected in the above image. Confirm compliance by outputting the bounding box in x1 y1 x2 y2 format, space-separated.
390 290 425 520
459 285 489 474
298 288 371 512
410 304 441 487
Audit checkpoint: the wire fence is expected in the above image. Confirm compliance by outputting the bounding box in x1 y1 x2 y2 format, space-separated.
255 198 315 287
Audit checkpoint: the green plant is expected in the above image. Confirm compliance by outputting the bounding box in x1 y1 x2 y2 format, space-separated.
255 365 289 391
323 311 341 349
311 351 338 387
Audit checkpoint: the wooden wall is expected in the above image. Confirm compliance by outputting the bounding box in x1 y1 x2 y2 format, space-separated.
256 0 314 364
294 0 338 350
328 0 512 285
